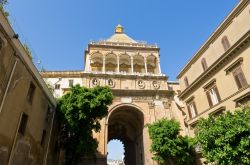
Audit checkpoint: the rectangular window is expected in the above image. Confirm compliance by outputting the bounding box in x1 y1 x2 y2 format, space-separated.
68 79 74 87
40 130 47 146
187 101 198 119
232 67 247 89
55 84 60 90
27 82 36 103
18 113 28 135
206 85 221 107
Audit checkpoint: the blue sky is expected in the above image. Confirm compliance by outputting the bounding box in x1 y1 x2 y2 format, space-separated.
5 0 238 160
6 0 238 81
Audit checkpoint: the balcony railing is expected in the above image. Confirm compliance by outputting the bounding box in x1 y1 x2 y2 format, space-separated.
89 41 158 48
84 70 165 77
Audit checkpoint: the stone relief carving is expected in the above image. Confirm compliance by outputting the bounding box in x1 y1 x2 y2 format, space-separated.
152 81 160 89
163 101 171 109
148 101 155 109
138 80 145 89
107 79 115 88
92 78 99 86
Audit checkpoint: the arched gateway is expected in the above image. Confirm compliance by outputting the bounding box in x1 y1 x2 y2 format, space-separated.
41 25 183 165
107 104 144 165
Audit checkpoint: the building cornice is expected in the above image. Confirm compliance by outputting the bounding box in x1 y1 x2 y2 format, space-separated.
177 0 250 79
40 71 168 80
179 29 250 99
88 43 160 52
111 89 174 97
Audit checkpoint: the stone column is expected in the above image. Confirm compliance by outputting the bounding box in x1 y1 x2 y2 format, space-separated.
89 55 92 71
144 56 148 74
131 56 134 73
117 55 120 73
102 55 105 73
158 58 161 74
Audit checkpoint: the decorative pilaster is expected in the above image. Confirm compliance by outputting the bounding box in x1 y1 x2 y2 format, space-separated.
144 56 148 74
89 56 92 71
158 58 161 74
103 55 105 73
117 55 120 73
131 56 134 73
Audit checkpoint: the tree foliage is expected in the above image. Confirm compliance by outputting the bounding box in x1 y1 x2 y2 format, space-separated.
23 44 32 60
57 84 113 165
196 104 250 165
147 118 195 165
0 0 7 6
0 0 9 17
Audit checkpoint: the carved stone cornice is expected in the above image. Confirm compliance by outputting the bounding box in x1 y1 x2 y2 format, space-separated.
41 70 168 80
111 89 174 98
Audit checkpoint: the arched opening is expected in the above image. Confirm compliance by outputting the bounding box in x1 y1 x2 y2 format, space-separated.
133 55 144 73
146 55 157 74
106 53 117 72
107 139 125 163
119 54 130 73
108 105 144 165
91 52 103 72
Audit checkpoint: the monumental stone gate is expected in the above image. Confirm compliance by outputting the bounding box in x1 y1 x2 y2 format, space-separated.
41 25 183 165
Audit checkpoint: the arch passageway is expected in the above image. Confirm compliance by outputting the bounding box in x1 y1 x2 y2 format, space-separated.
108 105 144 165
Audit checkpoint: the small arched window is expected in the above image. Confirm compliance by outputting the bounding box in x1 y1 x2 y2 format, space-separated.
184 76 189 87
201 58 208 71
221 36 230 51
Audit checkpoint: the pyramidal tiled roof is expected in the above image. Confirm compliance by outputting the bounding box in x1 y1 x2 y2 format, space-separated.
106 24 138 43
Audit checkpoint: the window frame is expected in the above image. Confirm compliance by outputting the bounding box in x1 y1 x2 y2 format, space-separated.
201 58 208 71
184 76 189 87
186 99 198 119
221 36 231 51
54 84 60 90
232 66 248 90
27 82 36 104
68 79 74 87
205 84 221 107
18 113 28 135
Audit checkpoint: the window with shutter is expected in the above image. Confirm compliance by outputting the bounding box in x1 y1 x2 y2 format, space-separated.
232 67 247 89
55 84 60 89
68 79 74 87
201 58 208 71
186 100 198 119
221 36 231 51
205 84 221 107
184 76 189 87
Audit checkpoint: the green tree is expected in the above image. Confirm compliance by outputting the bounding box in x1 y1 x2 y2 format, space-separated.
0 0 7 6
23 44 32 60
0 0 9 17
57 84 113 165
196 104 250 165
147 118 195 165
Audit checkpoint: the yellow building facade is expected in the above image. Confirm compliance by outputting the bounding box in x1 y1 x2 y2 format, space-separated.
0 9 58 165
177 0 250 163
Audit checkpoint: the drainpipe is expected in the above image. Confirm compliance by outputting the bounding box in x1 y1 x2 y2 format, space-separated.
0 58 18 113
